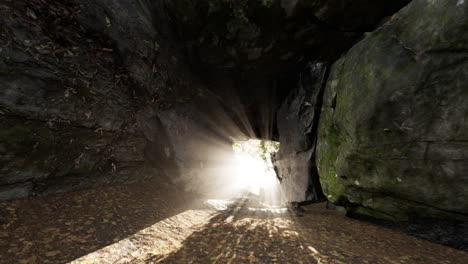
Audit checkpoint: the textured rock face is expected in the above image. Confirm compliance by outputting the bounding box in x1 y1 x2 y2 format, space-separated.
1 0 460 214
0 0 203 200
274 63 327 203
316 0 468 220
166 0 410 138
0 117 148 200
168 0 410 73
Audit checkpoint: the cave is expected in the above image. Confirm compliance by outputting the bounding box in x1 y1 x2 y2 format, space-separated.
1 0 467 263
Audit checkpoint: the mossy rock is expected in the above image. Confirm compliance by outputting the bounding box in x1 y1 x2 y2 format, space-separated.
316 0 468 221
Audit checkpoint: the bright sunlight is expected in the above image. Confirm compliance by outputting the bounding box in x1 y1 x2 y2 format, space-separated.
231 139 280 199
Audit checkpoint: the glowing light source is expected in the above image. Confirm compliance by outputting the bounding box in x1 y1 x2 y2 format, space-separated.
230 139 280 203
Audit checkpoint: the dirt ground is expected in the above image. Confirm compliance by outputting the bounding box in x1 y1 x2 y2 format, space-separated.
1 182 467 264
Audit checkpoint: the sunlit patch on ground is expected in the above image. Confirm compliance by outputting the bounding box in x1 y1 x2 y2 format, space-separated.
143 202 468 264
1 146 467 264
204 199 236 211
205 198 287 213
2 187 467 264
69 210 217 264
0 181 202 264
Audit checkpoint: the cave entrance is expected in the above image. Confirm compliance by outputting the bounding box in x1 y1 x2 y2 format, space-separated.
230 139 281 205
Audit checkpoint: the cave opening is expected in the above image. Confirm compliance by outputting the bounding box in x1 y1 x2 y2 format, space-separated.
204 138 291 213
230 139 280 203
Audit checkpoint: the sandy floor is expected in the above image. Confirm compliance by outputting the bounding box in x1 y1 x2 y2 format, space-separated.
1 183 467 264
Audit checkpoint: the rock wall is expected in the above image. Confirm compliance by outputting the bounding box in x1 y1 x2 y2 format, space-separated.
2 0 450 209
316 0 468 220
0 116 149 200
274 62 327 203
165 0 411 141
0 0 208 200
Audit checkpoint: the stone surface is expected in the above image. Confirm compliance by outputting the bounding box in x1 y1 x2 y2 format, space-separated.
0 0 200 199
165 0 411 141
167 0 410 73
0 116 151 199
75 0 198 105
0 0 459 213
274 62 327 203
316 0 468 220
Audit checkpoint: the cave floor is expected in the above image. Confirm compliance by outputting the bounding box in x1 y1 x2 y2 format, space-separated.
1 183 467 264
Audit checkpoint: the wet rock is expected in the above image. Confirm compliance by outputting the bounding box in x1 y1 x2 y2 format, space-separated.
316 0 468 221
275 62 327 203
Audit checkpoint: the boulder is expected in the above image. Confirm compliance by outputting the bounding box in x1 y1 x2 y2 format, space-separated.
316 0 468 220
275 62 327 203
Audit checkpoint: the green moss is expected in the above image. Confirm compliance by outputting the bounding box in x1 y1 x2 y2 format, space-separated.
315 0 468 221
317 106 347 203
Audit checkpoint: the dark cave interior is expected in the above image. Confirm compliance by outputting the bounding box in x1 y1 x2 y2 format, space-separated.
0 0 467 263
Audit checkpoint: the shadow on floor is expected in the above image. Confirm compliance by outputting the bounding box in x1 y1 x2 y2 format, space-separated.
348 212 468 252
146 200 468 264
2 191 468 264
0 181 196 264
151 204 320 264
